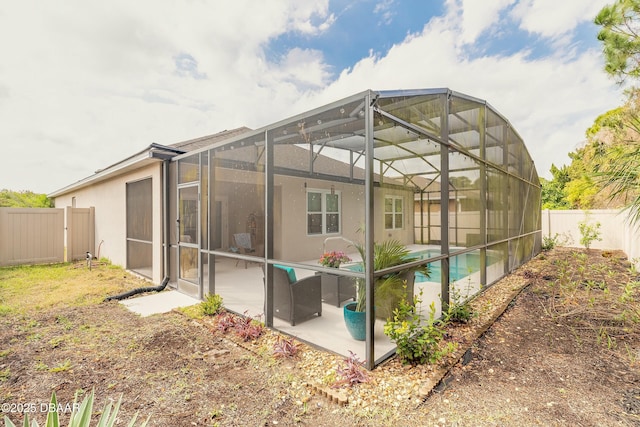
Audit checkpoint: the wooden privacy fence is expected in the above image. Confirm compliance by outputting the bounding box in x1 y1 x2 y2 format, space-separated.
0 207 95 267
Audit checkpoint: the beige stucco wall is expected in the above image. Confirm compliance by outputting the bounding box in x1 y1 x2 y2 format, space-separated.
208 166 415 262
53 163 164 283
275 175 414 262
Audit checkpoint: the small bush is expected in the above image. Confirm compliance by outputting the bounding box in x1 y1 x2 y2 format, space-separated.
234 312 264 342
201 293 224 316
578 217 602 250
332 351 369 388
542 234 559 251
273 335 301 359
445 298 474 324
215 311 238 333
215 311 264 342
384 290 447 365
444 282 475 324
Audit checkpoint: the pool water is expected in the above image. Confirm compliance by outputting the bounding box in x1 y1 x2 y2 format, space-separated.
405 249 474 282
344 249 494 283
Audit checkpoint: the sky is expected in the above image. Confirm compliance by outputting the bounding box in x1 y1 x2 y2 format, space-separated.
0 0 624 194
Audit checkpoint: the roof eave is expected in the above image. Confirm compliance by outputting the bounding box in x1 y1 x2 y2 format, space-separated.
48 144 184 198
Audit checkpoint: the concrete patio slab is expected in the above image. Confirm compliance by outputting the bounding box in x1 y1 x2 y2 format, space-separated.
120 290 201 317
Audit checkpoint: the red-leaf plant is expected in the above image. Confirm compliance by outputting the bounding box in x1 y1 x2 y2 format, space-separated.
273 335 301 358
332 351 369 388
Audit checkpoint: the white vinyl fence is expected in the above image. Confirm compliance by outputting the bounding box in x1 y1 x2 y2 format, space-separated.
542 209 640 266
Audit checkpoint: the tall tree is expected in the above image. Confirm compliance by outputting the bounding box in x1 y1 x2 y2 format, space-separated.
0 189 53 208
595 0 640 84
541 165 571 209
596 1 640 225
593 91 640 224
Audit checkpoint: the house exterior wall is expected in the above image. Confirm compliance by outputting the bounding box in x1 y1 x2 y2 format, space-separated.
275 175 414 261
53 163 164 283
275 176 362 261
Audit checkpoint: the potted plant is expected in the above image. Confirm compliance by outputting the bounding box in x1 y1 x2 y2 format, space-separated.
317 251 355 307
319 250 351 268
343 239 430 340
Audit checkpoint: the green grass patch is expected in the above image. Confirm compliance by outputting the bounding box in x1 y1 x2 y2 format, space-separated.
0 262 151 314
0 304 11 316
48 335 69 349
49 360 72 373
177 304 204 320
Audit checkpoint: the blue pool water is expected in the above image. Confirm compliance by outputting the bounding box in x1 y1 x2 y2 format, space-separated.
344 249 485 283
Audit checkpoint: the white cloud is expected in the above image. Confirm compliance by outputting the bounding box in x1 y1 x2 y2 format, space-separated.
453 0 517 46
0 0 334 192
374 0 397 25
306 1 621 179
274 48 332 88
0 0 623 192
510 0 611 38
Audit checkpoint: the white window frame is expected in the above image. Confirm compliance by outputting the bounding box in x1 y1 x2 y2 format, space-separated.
306 189 341 236
384 195 404 230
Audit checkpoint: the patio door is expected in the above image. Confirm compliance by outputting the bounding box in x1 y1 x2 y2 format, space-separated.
177 184 200 298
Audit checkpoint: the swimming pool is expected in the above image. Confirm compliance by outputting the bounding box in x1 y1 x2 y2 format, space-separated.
343 249 484 283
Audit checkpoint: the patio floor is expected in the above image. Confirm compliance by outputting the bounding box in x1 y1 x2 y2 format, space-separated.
125 245 491 365
209 256 444 364
120 290 201 317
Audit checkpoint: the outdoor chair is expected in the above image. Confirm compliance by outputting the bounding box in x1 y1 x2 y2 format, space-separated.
233 233 263 268
264 265 322 326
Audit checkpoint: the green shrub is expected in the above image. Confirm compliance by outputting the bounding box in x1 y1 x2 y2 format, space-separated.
578 218 602 250
200 293 224 316
384 289 447 365
542 234 559 251
445 285 475 324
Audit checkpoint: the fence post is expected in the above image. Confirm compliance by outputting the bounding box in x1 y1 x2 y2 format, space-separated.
89 206 95 257
0 209 7 266
66 206 73 262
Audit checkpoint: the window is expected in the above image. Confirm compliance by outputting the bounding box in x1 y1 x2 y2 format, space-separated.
307 189 341 235
385 196 403 230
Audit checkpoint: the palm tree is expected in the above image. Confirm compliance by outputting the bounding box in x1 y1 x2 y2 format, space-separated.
353 239 430 318
595 99 640 226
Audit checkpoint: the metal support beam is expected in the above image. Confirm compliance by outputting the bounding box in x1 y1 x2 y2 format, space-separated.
364 93 375 370
479 104 487 287
440 92 451 312
265 129 274 327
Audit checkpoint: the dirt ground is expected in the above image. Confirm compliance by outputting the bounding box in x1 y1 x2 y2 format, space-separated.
1 247 639 426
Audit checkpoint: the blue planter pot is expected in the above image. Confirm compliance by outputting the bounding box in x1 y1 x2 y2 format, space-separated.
343 302 366 341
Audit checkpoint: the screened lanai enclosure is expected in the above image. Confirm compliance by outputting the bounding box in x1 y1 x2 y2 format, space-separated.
169 89 541 369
